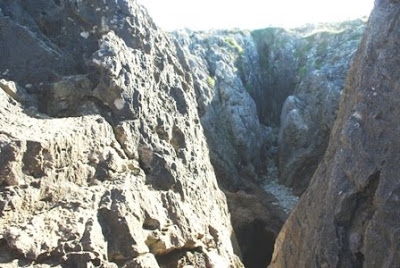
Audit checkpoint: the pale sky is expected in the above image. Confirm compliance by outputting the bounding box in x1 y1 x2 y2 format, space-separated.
137 0 375 30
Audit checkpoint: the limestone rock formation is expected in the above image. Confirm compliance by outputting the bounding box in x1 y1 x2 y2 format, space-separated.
0 1 242 267
174 30 286 268
278 22 365 195
270 0 400 266
174 30 268 190
251 21 365 195
174 24 365 266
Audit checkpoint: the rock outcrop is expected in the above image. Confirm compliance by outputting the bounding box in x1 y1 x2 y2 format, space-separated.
0 1 242 267
271 0 400 266
174 30 269 189
277 21 365 195
174 23 365 266
0 0 379 267
251 21 365 195
174 30 286 268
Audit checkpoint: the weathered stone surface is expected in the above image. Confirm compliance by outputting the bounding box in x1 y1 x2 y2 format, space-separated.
174 30 268 189
251 28 300 126
0 1 241 267
252 21 365 195
270 1 400 266
279 22 365 195
174 30 288 268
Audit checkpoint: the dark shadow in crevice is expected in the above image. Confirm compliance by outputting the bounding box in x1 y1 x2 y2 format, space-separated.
236 219 277 268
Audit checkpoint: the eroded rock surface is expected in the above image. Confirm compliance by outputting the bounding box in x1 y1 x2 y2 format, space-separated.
0 1 242 267
250 21 365 195
174 24 366 266
271 0 400 266
174 30 286 268
276 21 365 195
174 30 268 189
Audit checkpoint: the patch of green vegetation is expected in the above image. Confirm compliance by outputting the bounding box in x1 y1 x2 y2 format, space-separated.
224 37 244 54
298 65 308 77
222 28 245 35
206 76 215 87
251 27 285 42
349 32 363 41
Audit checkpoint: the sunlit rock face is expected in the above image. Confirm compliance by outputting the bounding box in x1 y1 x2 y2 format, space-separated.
0 1 243 267
0 0 375 267
270 0 400 266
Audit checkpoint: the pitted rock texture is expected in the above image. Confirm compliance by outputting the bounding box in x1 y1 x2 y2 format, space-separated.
173 25 366 266
270 0 400 266
173 23 365 198
0 1 242 267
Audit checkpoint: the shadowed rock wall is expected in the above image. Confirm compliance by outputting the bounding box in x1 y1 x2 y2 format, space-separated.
270 0 400 266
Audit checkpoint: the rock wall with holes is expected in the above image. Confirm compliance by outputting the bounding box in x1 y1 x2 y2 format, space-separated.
270 0 400 266
0 1 243 267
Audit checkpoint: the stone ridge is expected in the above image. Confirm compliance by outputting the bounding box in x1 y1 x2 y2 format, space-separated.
270 0 400 266
0 0 243 267
0 0 375 267
173 21 365 198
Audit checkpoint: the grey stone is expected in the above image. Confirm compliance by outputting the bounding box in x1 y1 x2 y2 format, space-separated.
0 1 242 267
271 1 400 266
272 21 365 195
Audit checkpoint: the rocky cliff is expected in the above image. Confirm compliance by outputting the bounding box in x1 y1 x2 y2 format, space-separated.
0 0 379 267
173 22 365 199
271 0 400 266
173 22 364 267
251 22 365 195
0 1 242 267
174 30 268 190
174 30 286 268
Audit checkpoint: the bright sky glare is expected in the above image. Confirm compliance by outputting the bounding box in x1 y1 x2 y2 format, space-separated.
137 0 374 30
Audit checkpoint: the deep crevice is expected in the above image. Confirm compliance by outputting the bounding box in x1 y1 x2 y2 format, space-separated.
235 219 276 268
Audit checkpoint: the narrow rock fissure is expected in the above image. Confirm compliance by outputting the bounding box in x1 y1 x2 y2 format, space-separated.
237 219 276 268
